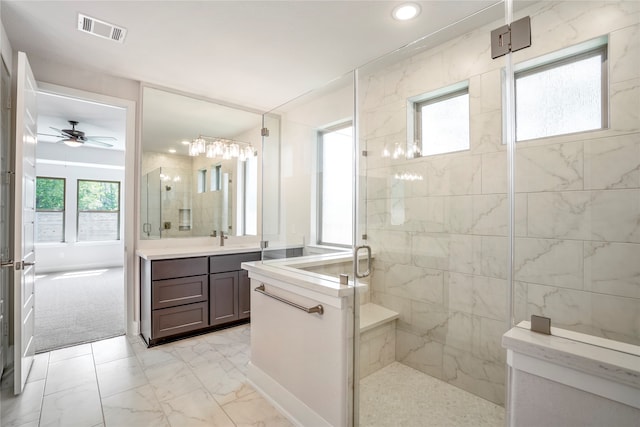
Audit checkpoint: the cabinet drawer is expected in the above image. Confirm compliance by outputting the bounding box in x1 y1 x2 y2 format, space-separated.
151 257 208 281
209 252 261 273
152 302 208 339
152 275 208 310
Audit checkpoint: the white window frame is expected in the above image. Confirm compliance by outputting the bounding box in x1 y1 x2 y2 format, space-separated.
317 121 353 248
35 176 66 243
513 37 609 142
197 168 207 193
76 179 121 242
407 81 470 158
210 164 222 192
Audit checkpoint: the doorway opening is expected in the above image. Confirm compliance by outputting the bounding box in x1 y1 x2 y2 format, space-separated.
34 90 127 352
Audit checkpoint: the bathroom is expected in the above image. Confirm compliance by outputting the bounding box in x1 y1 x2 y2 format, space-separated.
0 0 637 426
248 0 639 425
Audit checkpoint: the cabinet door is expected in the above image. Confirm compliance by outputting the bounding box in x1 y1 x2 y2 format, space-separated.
238 270 251 320
210 272 239 326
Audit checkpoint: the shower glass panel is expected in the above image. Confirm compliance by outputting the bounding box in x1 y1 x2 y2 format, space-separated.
355 1 510 422
141 166 195 238
140 167 161 239
511 0 640 347
260 73 356 274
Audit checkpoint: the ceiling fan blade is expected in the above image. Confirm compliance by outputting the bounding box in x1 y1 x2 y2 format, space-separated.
85 139 113 148
38 132 64 138
85 135 117 141
50 126 74 138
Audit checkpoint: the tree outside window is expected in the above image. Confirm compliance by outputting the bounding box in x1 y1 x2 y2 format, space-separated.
77 179 120 241
35 177 65 242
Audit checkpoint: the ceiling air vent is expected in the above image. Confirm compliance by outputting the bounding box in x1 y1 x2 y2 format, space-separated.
77 13 127 43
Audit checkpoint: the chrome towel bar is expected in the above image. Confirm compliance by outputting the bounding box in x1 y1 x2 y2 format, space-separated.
254 284 324 315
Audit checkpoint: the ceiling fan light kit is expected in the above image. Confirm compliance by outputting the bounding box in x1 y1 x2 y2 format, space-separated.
63 138 84 148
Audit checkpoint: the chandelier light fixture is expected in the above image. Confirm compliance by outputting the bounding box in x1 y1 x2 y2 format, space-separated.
188 135 255 161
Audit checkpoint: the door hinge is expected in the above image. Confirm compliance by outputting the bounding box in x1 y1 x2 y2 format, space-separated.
491 16 531 59
261 127 270 137
361 234 368 240
361 150 368 157
260 240 269 249
6 95 11 110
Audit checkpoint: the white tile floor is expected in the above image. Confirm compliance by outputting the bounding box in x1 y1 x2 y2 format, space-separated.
2 324 506 427
1 324 292 427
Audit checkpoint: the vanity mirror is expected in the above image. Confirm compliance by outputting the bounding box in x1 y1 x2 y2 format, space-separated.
140 86 261 239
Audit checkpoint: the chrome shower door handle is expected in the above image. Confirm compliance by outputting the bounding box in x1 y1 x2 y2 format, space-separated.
354 245 371 278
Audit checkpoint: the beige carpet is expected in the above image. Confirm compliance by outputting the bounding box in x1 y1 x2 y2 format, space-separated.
34 267 125 352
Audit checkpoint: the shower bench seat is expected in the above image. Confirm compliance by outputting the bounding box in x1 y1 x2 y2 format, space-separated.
359 303 399 378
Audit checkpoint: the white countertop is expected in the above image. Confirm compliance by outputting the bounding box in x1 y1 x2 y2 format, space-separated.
242 252 367 298
136 244 261 260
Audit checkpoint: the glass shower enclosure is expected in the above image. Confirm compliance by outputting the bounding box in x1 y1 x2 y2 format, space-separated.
260 0 639 425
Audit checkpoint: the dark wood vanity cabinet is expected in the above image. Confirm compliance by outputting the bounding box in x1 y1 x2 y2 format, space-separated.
140 251 260 346
209 252 261 326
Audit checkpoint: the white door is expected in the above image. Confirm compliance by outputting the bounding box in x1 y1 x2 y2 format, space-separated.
13 51 37 394
0 58 10 380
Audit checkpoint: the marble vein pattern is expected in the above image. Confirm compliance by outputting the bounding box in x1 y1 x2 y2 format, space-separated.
0 326 293 427
359 0 640 408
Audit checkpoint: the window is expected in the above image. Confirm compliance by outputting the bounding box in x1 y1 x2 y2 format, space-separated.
318 122 353 247
210 164 222 191
411 83 470 157
35 177 65 242
197 169 207 193
515 44 607 141
77 179 120 241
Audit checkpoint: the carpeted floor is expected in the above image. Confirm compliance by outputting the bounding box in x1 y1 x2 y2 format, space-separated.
34 267 125 353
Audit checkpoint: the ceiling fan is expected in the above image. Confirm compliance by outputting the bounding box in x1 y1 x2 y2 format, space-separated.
39 120 116 148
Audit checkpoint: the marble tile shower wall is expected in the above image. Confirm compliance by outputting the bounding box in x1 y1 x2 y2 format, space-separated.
359 1 639 405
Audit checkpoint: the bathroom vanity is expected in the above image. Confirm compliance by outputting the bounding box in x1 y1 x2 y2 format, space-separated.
137 245 260 346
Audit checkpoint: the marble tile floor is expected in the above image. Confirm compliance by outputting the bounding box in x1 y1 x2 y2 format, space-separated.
359 362 505 427
1 324 293 427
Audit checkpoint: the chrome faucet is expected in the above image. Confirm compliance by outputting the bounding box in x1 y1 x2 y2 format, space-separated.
220 231 228 246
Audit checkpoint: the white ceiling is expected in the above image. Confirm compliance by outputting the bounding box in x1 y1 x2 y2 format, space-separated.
3 1 501 111
3 1 504 154
37 92 127 150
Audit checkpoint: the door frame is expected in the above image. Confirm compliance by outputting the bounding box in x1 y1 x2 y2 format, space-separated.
36 82 137 336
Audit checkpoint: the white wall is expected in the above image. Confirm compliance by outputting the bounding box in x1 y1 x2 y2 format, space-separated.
35 143 125 273
271 78 354 248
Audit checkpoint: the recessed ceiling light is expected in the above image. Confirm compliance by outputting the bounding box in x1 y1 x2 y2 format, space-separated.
392 3 421 21
168 149 176 153
181 140 191 145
